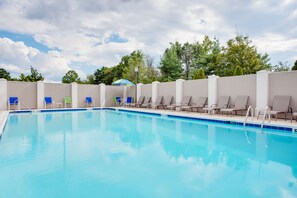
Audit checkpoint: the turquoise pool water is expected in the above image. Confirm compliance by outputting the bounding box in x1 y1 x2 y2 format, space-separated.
0 110 297 198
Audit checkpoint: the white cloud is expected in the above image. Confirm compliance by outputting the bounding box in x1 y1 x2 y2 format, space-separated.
0 38 72 82
0 0 297 81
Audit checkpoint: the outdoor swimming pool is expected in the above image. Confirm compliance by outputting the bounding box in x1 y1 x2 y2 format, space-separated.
0 110 297 197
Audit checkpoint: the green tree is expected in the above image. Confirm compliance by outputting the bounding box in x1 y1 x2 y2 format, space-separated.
81 74 95 84
216 35 271 76
193 68 206 79
233 65 243 76
144 55 159 83
195 36 222 76
159 46 183 82
27 66 44 81
181 42 195 80
292 60 297 70
122 50 148 84
18 73 29 81
62 70 80 83
0 68 11 80
272 61 290 72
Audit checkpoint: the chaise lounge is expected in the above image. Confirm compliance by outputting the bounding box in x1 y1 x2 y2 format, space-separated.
220 96 249 116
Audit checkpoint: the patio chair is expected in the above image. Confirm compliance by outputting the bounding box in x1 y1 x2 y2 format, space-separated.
140 97 151 108
130 96 145 108
157 96 173 109
85 97 95 107
123 97 133 107
266 95 291 121
181 97 207 112
149 96 163 109
220 96 249 116
44 97 54 109
167 96 192 111
64 97 72 108
203 96 230 114
8 97 20 110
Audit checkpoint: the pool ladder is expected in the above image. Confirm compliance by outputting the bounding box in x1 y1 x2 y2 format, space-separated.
12 101 32 114
243 106 254 127
259 106 271 129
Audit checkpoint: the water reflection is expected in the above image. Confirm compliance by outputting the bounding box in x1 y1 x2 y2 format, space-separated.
0 110 297 197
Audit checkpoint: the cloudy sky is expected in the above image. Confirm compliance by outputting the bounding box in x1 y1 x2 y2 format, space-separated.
0 0 297 82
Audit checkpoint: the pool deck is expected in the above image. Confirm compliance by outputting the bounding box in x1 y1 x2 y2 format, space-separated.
114 107 297 131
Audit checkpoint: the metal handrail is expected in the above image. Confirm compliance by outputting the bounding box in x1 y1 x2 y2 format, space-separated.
261 106 271 129
244 106 254 126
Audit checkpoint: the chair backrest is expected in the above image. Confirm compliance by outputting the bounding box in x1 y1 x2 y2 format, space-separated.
181 96 192 106
163 96 173 106
64 97 72 104
234 96 249 109
196 97 208 107
143 97 151 104
137 96 145 104
155 96 163 105
9 97 18 105
217 96 230 108
126 97 133 103
44 97 53 104
86 97 92 103
116 97 121 103
272 95 291 111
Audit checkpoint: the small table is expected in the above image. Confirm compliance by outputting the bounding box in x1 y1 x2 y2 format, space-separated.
54 103 63 109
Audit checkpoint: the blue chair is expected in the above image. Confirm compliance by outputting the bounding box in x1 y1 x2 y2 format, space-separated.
85 97 95 107
116 97 122 106
8 97 19 110
124 97 133 107
44 97 54 109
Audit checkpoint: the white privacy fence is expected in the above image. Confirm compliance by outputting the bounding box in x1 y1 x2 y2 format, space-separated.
0 70 297 111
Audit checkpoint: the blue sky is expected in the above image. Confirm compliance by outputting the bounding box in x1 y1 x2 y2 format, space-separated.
0 0 297 82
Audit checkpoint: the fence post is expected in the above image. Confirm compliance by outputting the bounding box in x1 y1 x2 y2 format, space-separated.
99 83 106 107
208 75 219 113
71 82 78 108
136 83 143 102
176 79 184 104
152 81 160 103
256 70 269 114
37 81 44 109
0 79 7 110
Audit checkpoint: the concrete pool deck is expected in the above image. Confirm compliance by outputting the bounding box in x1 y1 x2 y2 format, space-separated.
0 111 9 136
114 107 297 132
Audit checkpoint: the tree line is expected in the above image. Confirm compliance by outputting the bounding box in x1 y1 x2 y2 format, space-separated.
1 35 297 84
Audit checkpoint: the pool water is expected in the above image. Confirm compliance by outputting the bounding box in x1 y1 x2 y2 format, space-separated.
0 110 297 198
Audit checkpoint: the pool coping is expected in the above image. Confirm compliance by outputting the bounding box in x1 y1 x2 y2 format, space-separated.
0 111 9 137
1 107 297 134
114 107 297 133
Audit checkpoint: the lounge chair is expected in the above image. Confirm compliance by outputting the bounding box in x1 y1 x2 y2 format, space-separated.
183 97 208 112
85 97 95 107
167 96 192 111
8 97 19 110
220 96 249 116
265 95 291 121
140 97 152 108
64 97 72 108
130 96 145 108
203 96 230 114
149 96 163 109
123 97 133 107
44 97 54 109
157 96 173 109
